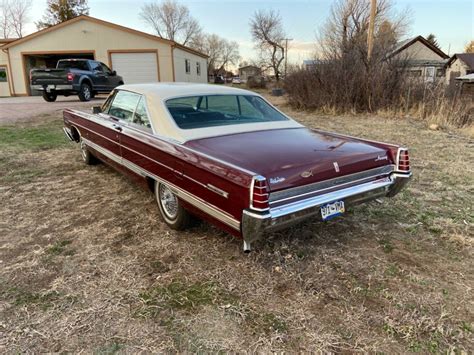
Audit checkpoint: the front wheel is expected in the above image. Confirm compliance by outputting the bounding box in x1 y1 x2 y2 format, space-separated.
42 91 57 102
78 83 92 102
155 182 191 230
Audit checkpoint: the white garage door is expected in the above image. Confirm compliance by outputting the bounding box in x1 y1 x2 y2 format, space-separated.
110 52 159 84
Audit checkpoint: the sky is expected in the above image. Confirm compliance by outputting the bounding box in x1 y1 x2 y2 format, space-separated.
24 0 473 65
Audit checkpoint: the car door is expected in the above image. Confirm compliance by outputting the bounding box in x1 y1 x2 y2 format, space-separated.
89 61 107 91
92 90 140 168
100 62 121 90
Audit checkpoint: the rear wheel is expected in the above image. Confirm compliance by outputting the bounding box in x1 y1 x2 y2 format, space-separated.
79 137 98 165
78 82 92 102
42 91 57 102
155 182 191 230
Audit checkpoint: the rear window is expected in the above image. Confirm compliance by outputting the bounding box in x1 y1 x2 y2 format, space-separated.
166 95 288 129
57 60 89 71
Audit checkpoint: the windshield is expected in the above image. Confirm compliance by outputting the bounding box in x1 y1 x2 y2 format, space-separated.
165 95 288 129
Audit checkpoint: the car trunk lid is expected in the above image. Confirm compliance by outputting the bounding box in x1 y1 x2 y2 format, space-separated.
184 127 392 191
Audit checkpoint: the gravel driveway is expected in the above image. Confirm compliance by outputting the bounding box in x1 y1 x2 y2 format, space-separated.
0 96 106 124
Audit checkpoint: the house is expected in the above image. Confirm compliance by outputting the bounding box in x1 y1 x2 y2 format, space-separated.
238 65 261 82
445 53 474 85
0 15 208 97
390 35 449 82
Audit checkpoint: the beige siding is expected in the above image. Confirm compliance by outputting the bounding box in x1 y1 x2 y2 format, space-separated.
395 40 445 61
0 46 10 96
446 58 469 84
173 47 207 83
7 18 175 95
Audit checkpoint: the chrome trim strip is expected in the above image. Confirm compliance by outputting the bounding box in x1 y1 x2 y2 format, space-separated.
63 127 74 141
269 165 395 205
206 184 229 198
82 138 240 230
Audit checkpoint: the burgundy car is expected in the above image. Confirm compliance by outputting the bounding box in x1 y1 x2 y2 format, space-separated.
63 83 411 252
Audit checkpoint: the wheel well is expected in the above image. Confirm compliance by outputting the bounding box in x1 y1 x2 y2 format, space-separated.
146 177 155 193
70 126 81 142
80 77 92 87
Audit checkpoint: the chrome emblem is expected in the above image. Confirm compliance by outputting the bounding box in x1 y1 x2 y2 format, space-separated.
300 170 313 178
375 155 388 162
333 162 340 172
269 177 285 184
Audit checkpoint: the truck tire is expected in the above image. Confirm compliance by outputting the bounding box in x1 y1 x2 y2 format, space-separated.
42 91 57 102
78 82 92 102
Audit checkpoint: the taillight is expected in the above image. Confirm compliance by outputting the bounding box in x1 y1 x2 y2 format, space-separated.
251 176 269 211
397 149 410 172
67 72 74 81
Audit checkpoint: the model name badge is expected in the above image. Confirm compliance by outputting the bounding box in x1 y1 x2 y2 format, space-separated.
375 155 388 161
269 177 285 184
300 171 313 178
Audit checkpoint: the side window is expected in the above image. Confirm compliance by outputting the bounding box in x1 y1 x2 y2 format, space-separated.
100 62 112 75
238 96 264 119
207 95 239 115
132 96 152 130
196 62 201 76
101 90 116 112
108 90 140 122
90 61 102 72
185 59 191 74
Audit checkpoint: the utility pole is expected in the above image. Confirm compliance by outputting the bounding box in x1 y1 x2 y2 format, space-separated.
367 0 376 61
283 38 293 78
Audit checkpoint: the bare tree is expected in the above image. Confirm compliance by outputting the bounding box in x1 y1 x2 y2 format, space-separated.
0 0 11 38
9 0 32 37
140 0 202 46
250 10 285 81
193 33 240 76
0 0 32 38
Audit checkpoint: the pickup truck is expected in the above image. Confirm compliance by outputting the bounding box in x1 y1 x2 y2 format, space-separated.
31 59 124 102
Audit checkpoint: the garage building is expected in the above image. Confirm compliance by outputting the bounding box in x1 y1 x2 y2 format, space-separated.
0 15 208 97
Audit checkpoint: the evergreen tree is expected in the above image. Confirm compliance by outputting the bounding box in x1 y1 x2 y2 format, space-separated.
36 0 89 29
426 33 440 49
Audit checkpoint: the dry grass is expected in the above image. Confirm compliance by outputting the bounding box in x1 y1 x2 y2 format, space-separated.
0 96 473 352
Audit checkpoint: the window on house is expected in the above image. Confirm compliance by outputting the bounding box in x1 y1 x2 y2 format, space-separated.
0 68 7 83
436 69 444 77
196 62 201 76
185 59 191 74
409 70 422 77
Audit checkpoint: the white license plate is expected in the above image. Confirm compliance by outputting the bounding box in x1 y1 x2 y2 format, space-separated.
321 200 345 221
46 85 55 92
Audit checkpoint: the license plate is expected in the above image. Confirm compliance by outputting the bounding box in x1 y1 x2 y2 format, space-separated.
321 200 345 221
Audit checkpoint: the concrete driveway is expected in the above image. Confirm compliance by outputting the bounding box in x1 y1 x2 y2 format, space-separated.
0 95 106 124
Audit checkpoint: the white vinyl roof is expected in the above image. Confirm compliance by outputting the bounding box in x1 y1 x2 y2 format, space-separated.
118 83 302 143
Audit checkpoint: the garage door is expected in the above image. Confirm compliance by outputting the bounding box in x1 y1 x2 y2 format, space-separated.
110 52 159 84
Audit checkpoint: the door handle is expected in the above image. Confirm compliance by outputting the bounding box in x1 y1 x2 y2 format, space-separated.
112 124 122 132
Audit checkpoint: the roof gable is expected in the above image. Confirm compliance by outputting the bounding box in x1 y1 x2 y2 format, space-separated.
391 35 449 59
2 15 208 58
446 53 474 70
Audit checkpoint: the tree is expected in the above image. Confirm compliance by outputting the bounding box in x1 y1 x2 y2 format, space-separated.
426 33 440 49
36 0 89 29
1 0 31 38
192 33 240 76
249 10 285 81
140 0 202 46
465 40 474 53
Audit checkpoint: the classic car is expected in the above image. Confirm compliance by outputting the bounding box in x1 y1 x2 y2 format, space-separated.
63 83 411 252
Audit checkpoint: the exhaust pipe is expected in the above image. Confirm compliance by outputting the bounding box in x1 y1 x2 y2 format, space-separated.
243 240 251 253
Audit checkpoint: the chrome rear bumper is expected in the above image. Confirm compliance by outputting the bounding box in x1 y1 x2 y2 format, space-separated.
241 172 411 243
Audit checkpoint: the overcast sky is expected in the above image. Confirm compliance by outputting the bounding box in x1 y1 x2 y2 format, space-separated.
25 0 473 64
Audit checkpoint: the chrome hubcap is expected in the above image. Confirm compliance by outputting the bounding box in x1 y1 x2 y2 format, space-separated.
83 86 90 100
80 139 87 161
159 184 178 219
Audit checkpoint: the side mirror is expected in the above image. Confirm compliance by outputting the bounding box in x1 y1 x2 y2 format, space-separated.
92 105 102 114
111 70 117 76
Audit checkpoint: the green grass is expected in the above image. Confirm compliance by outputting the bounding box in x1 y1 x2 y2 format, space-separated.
0 120 69 152
46 240 73 256
2 287 61 310
137 280 239 318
